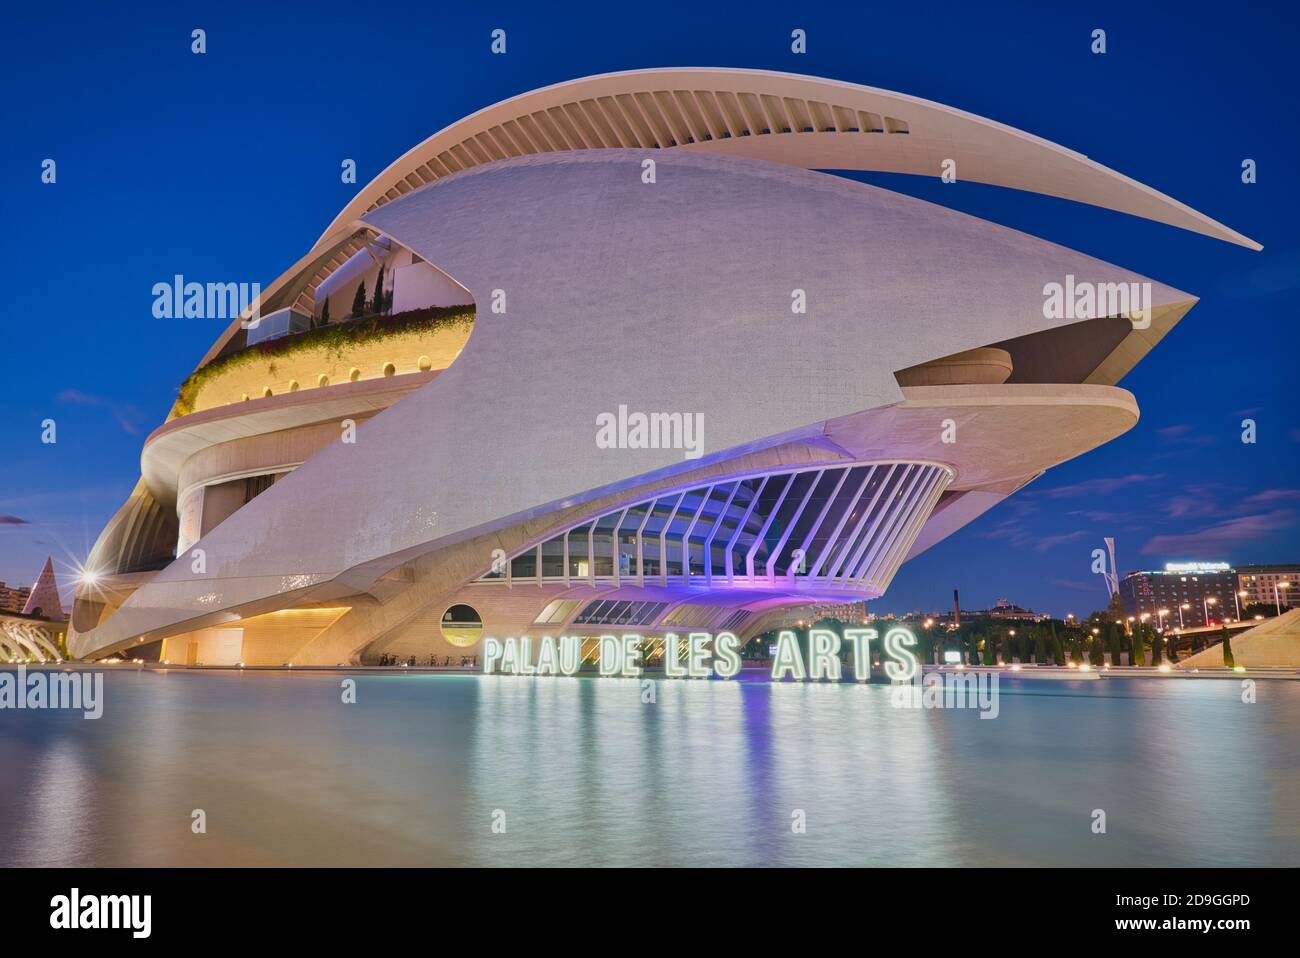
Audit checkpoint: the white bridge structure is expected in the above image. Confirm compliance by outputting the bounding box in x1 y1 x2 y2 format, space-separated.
0 612 65 663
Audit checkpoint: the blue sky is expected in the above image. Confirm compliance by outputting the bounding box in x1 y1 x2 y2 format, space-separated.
2 0 1296 617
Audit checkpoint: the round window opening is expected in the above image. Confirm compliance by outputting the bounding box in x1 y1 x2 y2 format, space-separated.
441 604 482 648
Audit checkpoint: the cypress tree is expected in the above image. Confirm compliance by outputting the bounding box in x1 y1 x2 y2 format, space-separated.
1132 622 1145 667
372 266 386 314
1221 625 1235 669
351 280 367 318
1051 621 1065 666
1150 626 1162 666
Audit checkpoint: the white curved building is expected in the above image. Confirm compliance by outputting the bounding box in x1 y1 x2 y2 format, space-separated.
68 68 1258 666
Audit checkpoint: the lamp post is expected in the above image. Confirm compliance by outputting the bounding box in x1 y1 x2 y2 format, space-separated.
1157 608 1170 632
1275 581 1291 616
1203 596 1217 628
1179 603 1189 629
1234 590 1246 621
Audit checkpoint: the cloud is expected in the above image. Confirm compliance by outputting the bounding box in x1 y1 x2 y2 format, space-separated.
1036 473 1165 499
1050 578 1100 593
1064 509 1124 522
981 520 1091 553
1165 486 1221 519
56 389 143 435
1241 489 1300 507
1141 509 1297 555
0 515 31 525
1034 530 1089 552
979 519 1033 548
1157 423 1215 448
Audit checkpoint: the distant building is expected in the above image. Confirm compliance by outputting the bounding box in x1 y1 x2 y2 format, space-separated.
1236 564 1299 612
931 598 1051 625
21 557 66 622
0 581 32 614
1119 562 1240 628
983 598 1051 622
804 602 872 625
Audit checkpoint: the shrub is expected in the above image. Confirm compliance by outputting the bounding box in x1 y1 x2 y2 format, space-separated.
174 304 475 416
1088 633 1105 666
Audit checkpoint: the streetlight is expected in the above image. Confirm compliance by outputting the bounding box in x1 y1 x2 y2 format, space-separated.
1275 581 1291 616
1179 603 1189 629
1203 596 1217 628
1235 590 1247 621
1157 608 1170 632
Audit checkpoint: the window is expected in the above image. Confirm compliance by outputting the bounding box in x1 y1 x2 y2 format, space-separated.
533 599 578 626
243 474 275 504
574 600 666 626
441 604 482 648
475 462 950 590
718 610 752 632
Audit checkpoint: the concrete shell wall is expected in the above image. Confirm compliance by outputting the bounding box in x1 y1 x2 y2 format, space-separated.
70 150 1191 659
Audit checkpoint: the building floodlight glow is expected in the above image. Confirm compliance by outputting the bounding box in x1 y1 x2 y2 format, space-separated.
1163 561 1230 573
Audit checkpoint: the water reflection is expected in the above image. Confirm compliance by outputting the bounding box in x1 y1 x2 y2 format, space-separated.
0 670 1296 866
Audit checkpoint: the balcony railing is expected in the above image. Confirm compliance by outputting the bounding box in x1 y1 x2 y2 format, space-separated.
244 307 313 346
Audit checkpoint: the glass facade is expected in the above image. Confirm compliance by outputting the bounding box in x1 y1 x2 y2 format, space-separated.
478 461 951 595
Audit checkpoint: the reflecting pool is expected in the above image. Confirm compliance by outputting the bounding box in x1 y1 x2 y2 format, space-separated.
1 669 1297 866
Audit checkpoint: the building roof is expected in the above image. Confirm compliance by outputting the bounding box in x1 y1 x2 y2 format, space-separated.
195 67 1259 372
